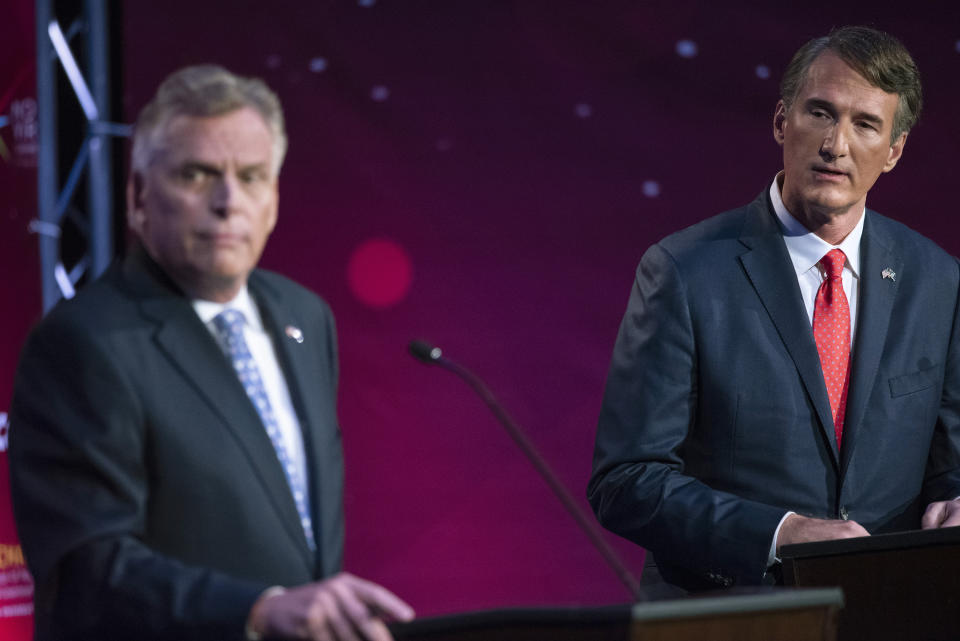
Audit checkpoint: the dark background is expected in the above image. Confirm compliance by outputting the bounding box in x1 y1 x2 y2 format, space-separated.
3 0 960 622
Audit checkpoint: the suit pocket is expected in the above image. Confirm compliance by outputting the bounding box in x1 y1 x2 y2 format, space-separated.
888 364 941 397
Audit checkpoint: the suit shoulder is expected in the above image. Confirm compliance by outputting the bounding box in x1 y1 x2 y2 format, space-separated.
652 197 762 266
249 269 334 318
868 211 957 270
31 264 136 338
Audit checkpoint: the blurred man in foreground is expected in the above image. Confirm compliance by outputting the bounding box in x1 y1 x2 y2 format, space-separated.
10 65 413 640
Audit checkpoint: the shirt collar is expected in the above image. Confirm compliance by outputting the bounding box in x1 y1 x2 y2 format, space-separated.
192 285 264 332
769 173 863 278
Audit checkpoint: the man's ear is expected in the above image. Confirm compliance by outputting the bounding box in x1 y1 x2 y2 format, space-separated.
882 132 908 173
773 100 787 146
127 172 146 234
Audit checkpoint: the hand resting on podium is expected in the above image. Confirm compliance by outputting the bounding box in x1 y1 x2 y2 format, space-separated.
921 498 960 530
246 572 415 641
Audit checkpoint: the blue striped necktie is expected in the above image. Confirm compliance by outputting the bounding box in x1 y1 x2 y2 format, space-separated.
213 309 316 551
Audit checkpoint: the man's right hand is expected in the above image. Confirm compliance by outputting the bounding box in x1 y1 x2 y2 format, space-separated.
247 572 415 641
776 513 870 553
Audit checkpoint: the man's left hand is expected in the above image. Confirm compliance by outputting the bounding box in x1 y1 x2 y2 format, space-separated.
921 499 960 529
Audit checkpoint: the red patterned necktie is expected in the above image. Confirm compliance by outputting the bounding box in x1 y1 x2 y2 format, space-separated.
812 248 850 448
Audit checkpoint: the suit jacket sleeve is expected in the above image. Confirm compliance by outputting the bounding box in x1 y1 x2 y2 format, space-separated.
922 257 960 505
10 309 268 641
587 242 787 588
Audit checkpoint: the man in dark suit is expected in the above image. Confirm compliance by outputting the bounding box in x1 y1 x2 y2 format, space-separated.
588 26 960 592
10 66 413 640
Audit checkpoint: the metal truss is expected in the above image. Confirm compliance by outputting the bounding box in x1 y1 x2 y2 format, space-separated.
34 0 127 312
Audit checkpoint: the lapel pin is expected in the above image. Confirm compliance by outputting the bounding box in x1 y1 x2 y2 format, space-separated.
881 268 896 282
285 325 304 343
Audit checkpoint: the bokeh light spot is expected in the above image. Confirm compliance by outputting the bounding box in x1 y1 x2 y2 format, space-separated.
309 57 328 73
642 180 661 198
347 238 414 309
574 102 593 118
371 85 390 102
755 64 770 79
676 39 698 58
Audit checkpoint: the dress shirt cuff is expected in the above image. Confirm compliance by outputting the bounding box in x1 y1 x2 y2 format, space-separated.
246 586 287 641
767 511 795 568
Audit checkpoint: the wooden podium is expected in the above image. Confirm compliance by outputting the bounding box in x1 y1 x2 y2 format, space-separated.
780 525 960 641
389 588 843 641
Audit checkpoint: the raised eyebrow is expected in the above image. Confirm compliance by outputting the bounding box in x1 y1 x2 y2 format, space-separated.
804 98 837 115
178 161 222 175
852 110 885 126
804 98 884 126
238 161 271 174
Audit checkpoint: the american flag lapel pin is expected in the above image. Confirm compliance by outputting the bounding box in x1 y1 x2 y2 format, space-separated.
881 268 896 282
285 325 304 343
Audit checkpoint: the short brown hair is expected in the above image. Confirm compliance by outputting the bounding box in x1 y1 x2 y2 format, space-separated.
131 65 287 175
780 26 922 143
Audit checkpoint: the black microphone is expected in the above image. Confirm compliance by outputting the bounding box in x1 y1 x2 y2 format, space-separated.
408 340 645 602
408 340 442 364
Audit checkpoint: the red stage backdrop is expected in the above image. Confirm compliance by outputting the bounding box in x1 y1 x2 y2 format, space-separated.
121 0 960 615
1 1 959 634
0 1 40 639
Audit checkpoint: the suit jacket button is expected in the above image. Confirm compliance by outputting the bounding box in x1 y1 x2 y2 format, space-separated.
840 506 849 520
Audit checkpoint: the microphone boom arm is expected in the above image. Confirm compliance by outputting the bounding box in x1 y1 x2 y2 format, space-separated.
410 341 645 602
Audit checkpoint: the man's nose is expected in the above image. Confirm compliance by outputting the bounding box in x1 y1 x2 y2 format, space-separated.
209 174 239 216
819 122 849 161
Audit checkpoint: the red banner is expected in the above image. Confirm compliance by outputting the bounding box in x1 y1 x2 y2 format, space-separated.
0 1 41 639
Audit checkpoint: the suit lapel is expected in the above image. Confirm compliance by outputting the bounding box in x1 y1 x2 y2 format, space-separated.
840 213 901 476
737 194 841 465
125 255 315 566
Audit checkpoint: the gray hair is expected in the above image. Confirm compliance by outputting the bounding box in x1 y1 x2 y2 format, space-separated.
780 26 922 143
131 65 287 175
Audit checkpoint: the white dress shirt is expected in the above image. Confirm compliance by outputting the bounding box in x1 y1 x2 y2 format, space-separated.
193 287 309 497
